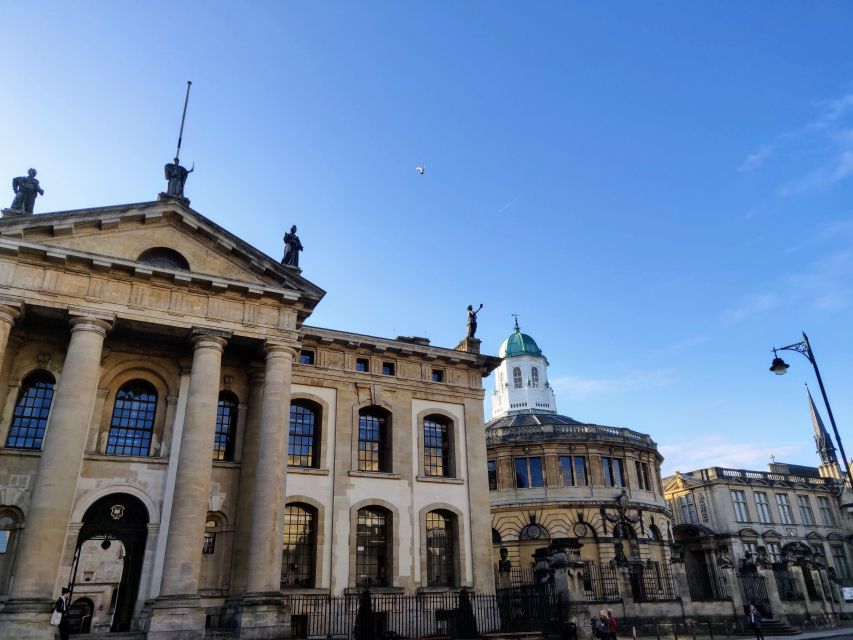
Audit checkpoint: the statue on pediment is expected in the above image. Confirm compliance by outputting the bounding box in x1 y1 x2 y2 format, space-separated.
9 168 44 214
164 158 193 199
282 225 303 268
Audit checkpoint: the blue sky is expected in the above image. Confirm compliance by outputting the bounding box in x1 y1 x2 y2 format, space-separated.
4 3 853 475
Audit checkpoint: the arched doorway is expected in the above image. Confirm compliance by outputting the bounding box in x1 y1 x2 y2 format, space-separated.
70 494 148 632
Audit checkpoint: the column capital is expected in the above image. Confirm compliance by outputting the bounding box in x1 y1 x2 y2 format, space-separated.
263 339 299 360
69 314 115 337
190 328 231 352
0 302 22 328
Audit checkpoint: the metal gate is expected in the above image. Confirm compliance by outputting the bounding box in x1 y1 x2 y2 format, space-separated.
740 572 772 618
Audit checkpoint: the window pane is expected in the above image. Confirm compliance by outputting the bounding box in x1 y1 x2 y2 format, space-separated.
529 457 544 487
289 403 318 468
424 417 450 477
5 372 55 450
356 509 388 586
358 411 386 472
283 504 315 587
426 511 454 586
487 460 497 491
0 530 9 554
213 393 238 461
512 367 522 389
515 458 529 489
106 381 157 457
574 457 588 486
560 456 574 486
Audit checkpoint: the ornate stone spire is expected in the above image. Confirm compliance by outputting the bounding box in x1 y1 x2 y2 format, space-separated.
808 384 838 466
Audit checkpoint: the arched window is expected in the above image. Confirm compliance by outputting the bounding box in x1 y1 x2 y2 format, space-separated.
289 401 320 468
137 247 190 270
426 510 455 586
512 367 522 389
214 391 238 461
283 503 316 587
519 522 550 541
424 415 451 477
358 407 389 472
531 367 539 388
202 518 217 555
356 507 389 586
492 528 502 543
106 380 157 456
5 371 55 449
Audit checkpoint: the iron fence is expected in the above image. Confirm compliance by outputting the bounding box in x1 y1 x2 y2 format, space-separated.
287 587 563 639
774 569 803 601
579 563 621 602
627 562 676 602
684 567 729 601
493 563 535 588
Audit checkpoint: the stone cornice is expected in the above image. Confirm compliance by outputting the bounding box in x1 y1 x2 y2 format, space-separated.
300 325 502 373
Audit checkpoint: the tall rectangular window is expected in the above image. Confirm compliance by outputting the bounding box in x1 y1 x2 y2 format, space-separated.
678 494 698 524
602 457 625 488
515 457 544 489
635 460 651 491
755 492 772 524
743 542 758 561
817 496 836 526
357 410 387 472
832 545 850 579
776 493 795 525
560 455 587 486
487 460 497 491
797 495 815 525
731 490 749 522
766 542 782 562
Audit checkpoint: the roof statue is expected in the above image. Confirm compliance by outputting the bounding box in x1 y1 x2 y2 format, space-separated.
282 225 303 269
7 168 44 215
162 81 194 201
466 304 483 339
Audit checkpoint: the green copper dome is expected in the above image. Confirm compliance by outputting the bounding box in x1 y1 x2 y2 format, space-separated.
498 327 543 358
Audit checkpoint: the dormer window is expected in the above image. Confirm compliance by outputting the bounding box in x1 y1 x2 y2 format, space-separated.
531 367 539 388
137 247 190 271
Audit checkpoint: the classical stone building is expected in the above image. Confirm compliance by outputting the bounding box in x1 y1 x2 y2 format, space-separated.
663 389 853 624
0 197 499 639
485 323 671 589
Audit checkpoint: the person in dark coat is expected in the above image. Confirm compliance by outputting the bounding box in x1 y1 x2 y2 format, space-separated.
55 587 70 640
607 608 618 640
747 604 764 640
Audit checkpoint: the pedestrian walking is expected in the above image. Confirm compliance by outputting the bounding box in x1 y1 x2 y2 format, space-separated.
52 587 70 640
596 609 610 640
747 604 764 640
607 608 618 640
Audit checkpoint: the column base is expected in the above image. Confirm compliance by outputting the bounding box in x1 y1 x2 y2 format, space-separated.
0 597 56 640
143 595 207 640
233 592 290 640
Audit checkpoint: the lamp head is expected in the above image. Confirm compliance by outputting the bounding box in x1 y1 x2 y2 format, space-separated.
770 350 790 375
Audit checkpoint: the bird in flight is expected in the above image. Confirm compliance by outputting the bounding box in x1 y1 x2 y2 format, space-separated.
416 166 425 175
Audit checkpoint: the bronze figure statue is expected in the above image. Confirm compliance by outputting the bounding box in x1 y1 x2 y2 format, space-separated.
282 225 303 268
164 158 193 199
10 168 44 214
466 304 483 339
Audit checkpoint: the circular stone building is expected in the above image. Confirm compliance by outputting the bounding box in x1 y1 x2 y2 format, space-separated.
486 322 672 590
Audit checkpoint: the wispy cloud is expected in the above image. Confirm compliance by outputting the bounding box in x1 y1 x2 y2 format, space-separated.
659 435 806 477
498 195 520 214
738 145 775 173
550 368 677 401
720 292 782 324
739 90 853 195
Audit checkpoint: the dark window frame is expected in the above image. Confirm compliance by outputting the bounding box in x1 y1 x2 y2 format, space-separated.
426 510 455 587
515 456 544 489
289 401 321 468
602 456 625 488
487 460 497 491
213 391 238 462
356 507 389 587
358 408 389 472
355 358 369 373
105 380 158 457
282 503 317 588
424 415 451 477
5 370 56 450
299 350 315 365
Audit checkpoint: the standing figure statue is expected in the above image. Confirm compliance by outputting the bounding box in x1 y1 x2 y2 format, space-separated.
10 168 44 214
466 304 483 339
164 158 193 199
282 225 303 268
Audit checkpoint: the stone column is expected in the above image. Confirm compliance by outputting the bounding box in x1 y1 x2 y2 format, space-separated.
244 341 296 594
0 313 112 640
235 341 296 640
0 302 21 374
158 330 229 597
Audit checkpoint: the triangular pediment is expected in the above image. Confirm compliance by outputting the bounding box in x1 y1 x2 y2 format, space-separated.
0 199 325 310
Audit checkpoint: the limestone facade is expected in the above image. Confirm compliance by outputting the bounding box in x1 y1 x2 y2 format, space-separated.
0 199 499 639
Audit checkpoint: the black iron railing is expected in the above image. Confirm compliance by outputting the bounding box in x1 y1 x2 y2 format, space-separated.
580 563 621 602
628 562 676 602
287 587 563 639
685 567 729 601
774 570 803 601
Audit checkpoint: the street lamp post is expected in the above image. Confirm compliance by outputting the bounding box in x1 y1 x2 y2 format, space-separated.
770 331 852 490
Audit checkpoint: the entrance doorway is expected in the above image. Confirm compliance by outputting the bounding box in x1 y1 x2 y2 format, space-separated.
70 494 149 632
